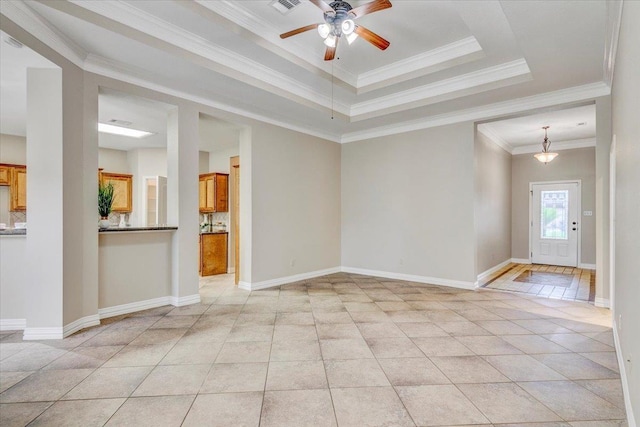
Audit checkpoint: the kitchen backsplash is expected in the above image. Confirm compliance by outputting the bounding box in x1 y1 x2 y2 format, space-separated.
9 211 26 226
200 212 229 229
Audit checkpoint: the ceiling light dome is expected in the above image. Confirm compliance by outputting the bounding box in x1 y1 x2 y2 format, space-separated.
317 23 331 39
534 126 558 164
341 19 355 35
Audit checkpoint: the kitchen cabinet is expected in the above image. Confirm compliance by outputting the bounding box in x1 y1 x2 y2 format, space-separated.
10 166 26 212
0 164 11 186
101 172 133 213
199 232 228 276
199 173 228 213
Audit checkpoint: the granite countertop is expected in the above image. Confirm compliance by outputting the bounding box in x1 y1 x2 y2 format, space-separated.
99 226 178 233
0 228 27 236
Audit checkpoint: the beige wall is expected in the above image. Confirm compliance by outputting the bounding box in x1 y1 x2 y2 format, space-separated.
98 147 129 173
475 130 512 275
612 0 640 420
251 124 341 283
342 123 477 285
0 236 26 322
198 151 209 174
511 147 596 265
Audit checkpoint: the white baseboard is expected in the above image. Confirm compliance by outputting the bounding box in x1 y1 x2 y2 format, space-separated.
613 318 637 427
240 267 342 291
0 319 26 331
98 296 172 320
594 297 611 308
579 262 596 270
477 259 512 282
23 327 64 340
227 267 235 274
171 294 201 307
341 266 477 291
63 314 100 338
510 258 531 264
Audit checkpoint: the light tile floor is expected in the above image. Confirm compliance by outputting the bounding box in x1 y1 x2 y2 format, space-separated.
0 273 627 426
480 263 596 303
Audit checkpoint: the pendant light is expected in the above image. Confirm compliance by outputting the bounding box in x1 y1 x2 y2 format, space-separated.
534 126 558 164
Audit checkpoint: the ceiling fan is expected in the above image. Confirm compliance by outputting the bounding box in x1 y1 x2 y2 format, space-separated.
279 0 392 61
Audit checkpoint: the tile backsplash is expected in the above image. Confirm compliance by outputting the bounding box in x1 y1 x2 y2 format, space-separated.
200 212 229 231
9 211 26 226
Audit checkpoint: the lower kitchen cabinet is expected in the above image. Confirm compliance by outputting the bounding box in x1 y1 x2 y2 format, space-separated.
199 232 228 276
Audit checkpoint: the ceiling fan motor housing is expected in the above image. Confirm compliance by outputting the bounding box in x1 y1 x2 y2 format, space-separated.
325 1 354 36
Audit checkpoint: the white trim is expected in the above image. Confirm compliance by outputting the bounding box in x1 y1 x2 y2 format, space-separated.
594 297 610 308
63 314 100 338
0 0 86 67
170 294 201 307
511 258 532 264
477 259 512 282
341 266 477 291
23 327 64 341
0 319 26 331
511 138 597 155
240 267 342 291
604 0 624 87
477 126 513 153
350 59 531 120
341 82 610 143
613 318 637 427
98 296 172 319
356 37 484 92
579 263 596 270
84 54 342 144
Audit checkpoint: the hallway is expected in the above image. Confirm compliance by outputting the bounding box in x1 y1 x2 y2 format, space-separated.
0 273 626 426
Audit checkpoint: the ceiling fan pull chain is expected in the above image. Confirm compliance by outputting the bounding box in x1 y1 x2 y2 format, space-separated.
331 59 334 120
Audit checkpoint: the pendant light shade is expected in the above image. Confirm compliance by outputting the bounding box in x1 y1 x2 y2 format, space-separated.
534 126 558 164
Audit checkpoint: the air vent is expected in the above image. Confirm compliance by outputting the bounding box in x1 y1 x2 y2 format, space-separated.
270 0 301 14
108 119 133 126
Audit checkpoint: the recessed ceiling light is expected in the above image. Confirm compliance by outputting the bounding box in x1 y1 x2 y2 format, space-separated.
98 123 153 138
4 36 23 49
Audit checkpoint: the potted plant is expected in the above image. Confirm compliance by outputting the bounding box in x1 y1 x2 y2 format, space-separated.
98 182 114 229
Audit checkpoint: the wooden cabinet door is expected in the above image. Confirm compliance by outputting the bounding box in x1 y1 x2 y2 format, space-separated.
10 167 26 211
0 165 11 186
101 173 133 213
206 177 215 211
215 173 228 212
199 178 207 212
200 233 228 276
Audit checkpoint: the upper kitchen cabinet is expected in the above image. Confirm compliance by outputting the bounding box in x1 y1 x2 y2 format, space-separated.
0 164 11 186
100 172 133 213
199 172 228 213
10 166 26 211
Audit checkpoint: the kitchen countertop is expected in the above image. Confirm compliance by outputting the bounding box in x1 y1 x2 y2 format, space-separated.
0 229 27 236
200 230 228 234
100 226 178 233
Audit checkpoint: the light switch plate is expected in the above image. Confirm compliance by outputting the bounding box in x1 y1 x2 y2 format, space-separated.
583 211 593 216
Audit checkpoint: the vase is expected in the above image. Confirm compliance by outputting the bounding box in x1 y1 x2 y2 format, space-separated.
99 218 111 229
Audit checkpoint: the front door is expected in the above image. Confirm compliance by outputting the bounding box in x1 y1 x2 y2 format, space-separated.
531 182 579 267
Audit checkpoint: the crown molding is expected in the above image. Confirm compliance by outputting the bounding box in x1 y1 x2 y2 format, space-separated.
356 37 484 93
0 0 86 67
477 126 513 153
194 0 358 88
511 137 596 155
603 0 623 87
63 0 351 117
341 81 611 143
350 59 531 120
84 54 342 144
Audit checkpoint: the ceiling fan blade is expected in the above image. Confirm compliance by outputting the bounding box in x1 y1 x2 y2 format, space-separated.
324 37 339 61
349 0 392 18
354 25 390 50
280 23 320 39
309 0 334 13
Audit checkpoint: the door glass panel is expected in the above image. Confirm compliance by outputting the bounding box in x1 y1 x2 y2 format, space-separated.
540 190 569 240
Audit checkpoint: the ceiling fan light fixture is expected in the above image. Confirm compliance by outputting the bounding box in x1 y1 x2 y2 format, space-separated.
317 23 331 38
341 19 355 35
323 34 337 47
346 32 358 44
534 126 558 164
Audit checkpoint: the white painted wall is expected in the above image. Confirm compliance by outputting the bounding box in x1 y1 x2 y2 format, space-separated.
98 232 172 309
611 1 640 422
126 148 167 226
0 236 26 325
511 147 596 265
0 134 27 226
98 147 129 172
209 147 239 174
250 124 341 284
199 151 209 174
475 130 512 276
342 123 477 286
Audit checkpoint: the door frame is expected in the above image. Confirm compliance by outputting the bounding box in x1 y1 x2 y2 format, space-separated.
609 136 616 310
528 180 582 267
